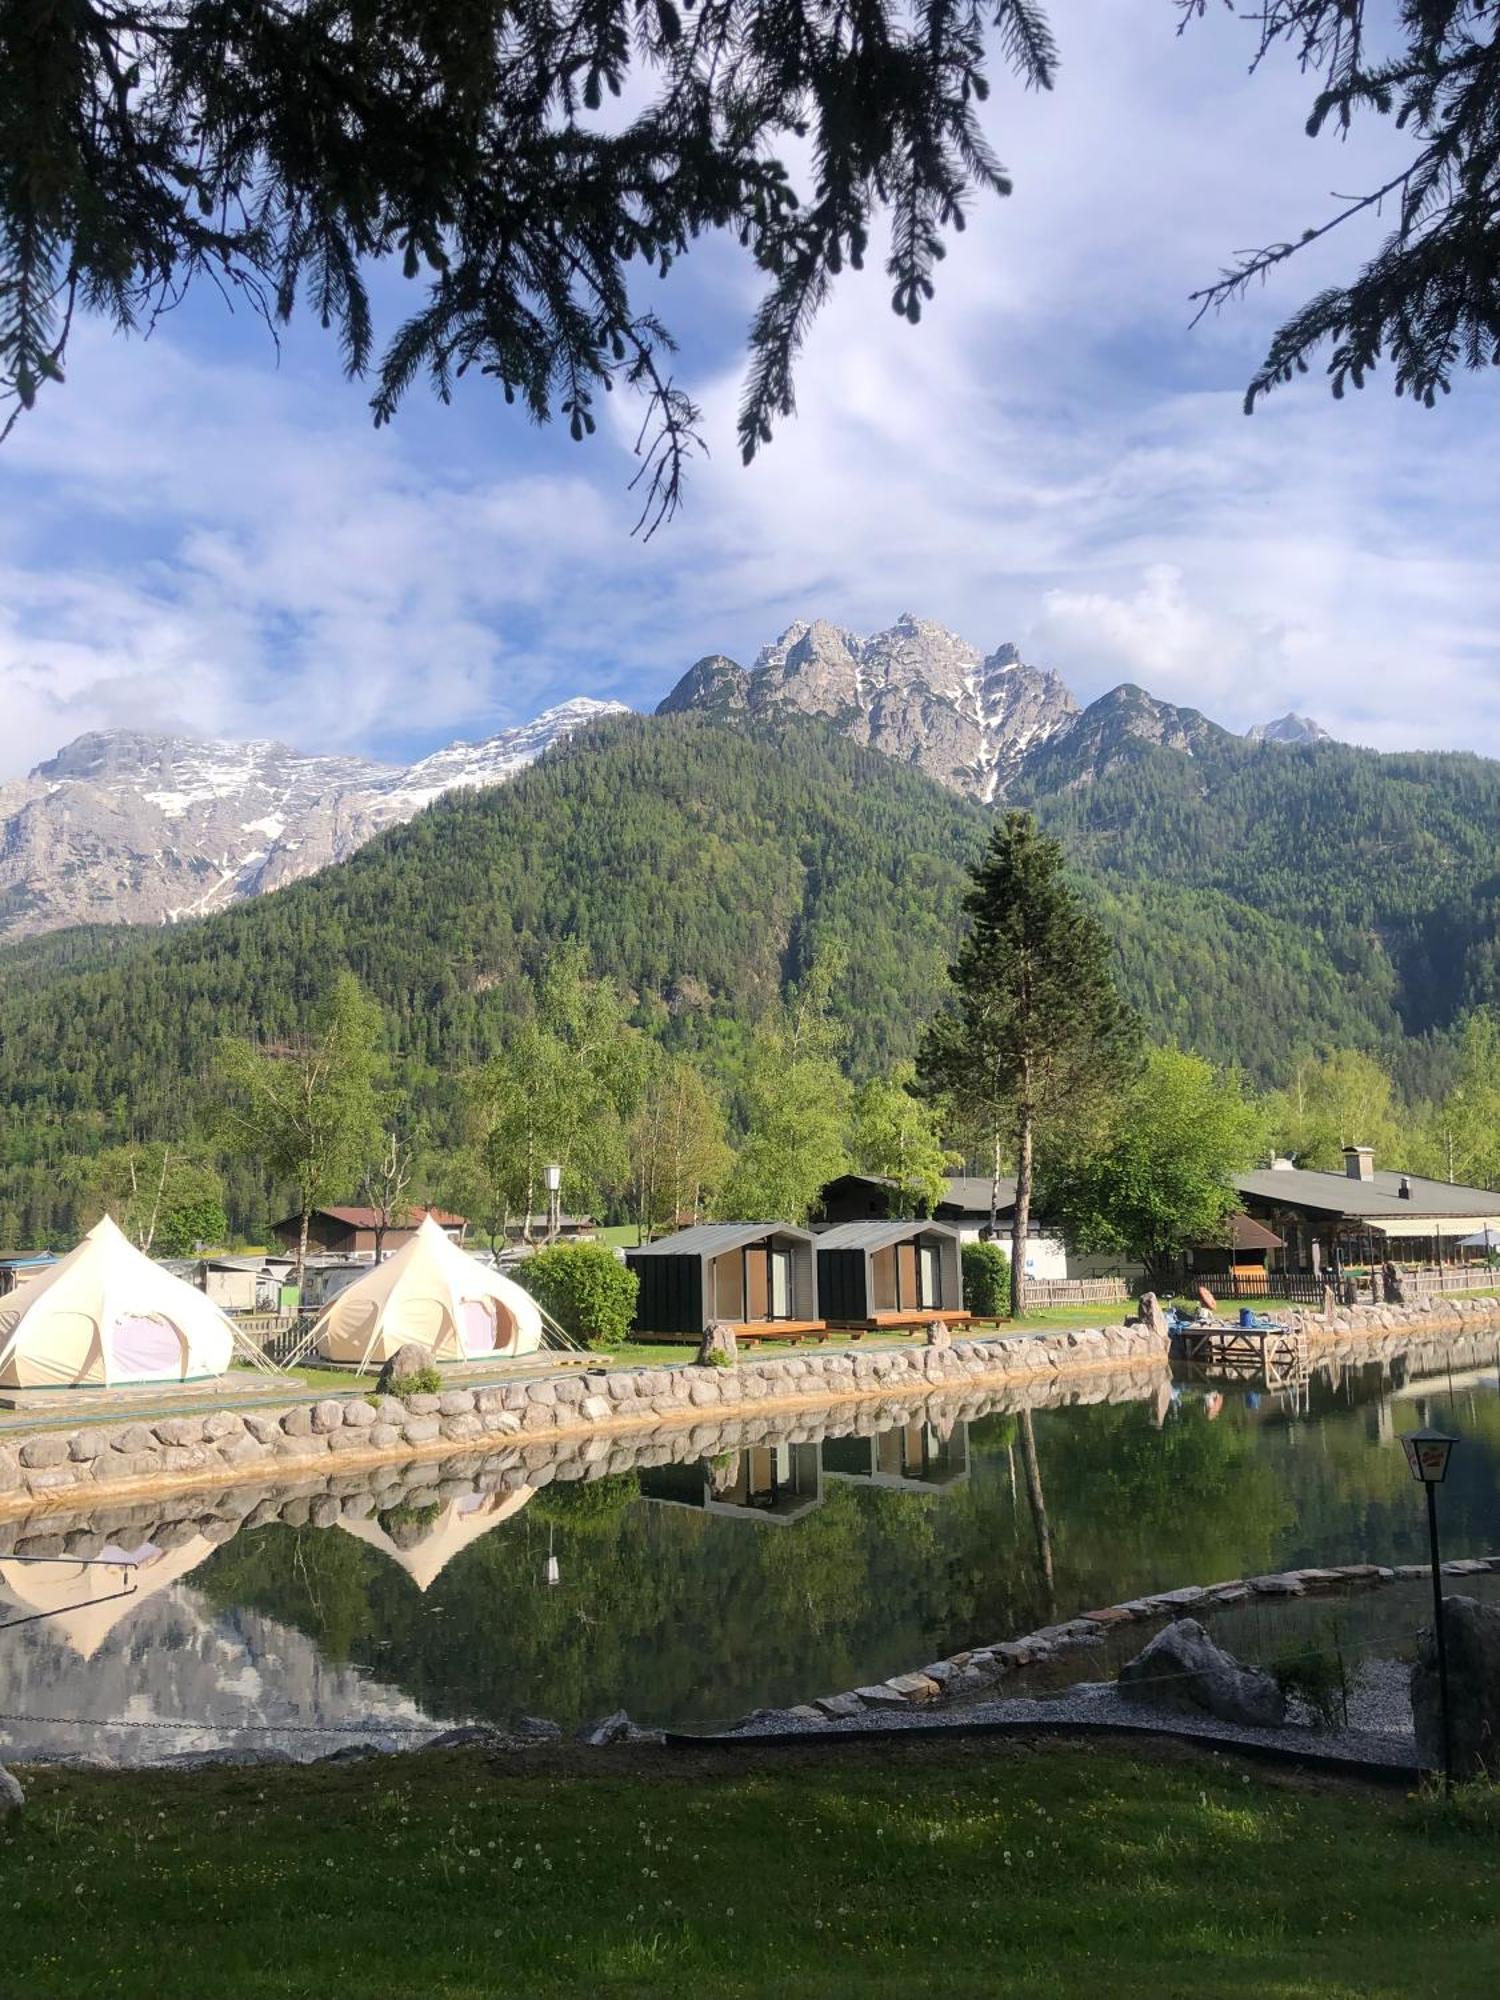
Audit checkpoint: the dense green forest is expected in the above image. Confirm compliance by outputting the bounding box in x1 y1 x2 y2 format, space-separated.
0 716 981 1242
3 707 1499 1244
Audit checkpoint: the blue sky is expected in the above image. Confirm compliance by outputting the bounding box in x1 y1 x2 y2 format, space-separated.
3 0 1498 779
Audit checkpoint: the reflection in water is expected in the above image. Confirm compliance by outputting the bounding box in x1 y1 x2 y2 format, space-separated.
640 1444 823 1524
1 1330 1498 1758
338 1489 536 1592
823 1420 969 1491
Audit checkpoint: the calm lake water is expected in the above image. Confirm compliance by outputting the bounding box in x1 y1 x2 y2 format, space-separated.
2 1336 1498 1762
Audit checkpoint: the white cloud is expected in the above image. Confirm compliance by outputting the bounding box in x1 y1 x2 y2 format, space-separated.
1 0 1497 777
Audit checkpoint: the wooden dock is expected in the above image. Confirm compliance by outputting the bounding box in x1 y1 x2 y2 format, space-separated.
1170 1320 1308 1392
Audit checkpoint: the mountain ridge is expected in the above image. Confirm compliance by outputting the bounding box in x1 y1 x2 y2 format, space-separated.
0 697 625 942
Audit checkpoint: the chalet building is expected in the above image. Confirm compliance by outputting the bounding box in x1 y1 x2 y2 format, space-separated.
626 1223 822 1338
270 1205 468 1258
815 1220 965 1329
1185 1213 1286 1287
1233 1149 1500 1272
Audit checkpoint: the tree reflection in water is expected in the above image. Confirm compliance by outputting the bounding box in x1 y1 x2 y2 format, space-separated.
2 1339 1497 1741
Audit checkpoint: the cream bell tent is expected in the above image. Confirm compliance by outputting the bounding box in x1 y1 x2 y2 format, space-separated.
0 1216 236 1390
338 1487 535 1590
0 1536 218 1658
311 1216 544 1368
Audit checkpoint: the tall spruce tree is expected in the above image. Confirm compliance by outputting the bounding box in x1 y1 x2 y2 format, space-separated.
918 811 1137 1314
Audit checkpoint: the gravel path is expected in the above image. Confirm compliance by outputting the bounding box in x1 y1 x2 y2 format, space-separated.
718 1659 1421 1772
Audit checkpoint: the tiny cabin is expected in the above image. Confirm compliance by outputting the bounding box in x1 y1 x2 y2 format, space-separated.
626 1223 822 1339
816 1220 965 1329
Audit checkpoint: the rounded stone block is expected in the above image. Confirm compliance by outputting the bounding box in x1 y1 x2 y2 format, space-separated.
19 1434 71 1470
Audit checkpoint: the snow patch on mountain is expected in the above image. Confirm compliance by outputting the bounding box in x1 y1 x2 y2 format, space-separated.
0 698 627 944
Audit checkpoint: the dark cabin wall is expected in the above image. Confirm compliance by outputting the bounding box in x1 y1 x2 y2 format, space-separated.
626 1253 704 1335
817 1248 867 1322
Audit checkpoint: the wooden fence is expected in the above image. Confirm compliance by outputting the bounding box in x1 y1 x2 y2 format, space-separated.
1016 1276 1128 1310
1182 1267 1497 1306
232 1313 314 1367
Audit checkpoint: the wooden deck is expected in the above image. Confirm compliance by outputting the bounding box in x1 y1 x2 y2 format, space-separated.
826 1309 974 1333
729 1319 829 1347
1171 1320 1308 1392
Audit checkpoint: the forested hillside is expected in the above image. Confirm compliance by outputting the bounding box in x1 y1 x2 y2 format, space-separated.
0 715 983 1242
1021 730 1500 1082
3 706 1500 1244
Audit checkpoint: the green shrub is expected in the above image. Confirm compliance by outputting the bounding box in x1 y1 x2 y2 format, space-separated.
516 1242 638 1349
390 1363 442 1396
962 1241 1011 1319
1270 1628 1351 1729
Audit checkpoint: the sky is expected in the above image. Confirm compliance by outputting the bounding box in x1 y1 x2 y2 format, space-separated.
3 0 1498 781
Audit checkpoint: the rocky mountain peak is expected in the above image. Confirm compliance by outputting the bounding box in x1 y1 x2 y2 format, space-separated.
660 615 1077 801
1246 713 1333 746
0 698 625 944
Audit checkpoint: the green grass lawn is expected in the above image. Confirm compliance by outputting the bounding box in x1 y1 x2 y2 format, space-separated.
2 1740 1495 1999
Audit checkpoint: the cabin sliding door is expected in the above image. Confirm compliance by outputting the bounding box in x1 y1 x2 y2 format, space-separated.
919 1243 942 1308
769 1248 793 1320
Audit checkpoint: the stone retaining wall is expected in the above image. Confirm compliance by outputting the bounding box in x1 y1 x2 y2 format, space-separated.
748 1552 1500 1733
3 1292 1497 1519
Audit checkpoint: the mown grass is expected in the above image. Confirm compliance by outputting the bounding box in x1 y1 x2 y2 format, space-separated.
1 1741 1495 1999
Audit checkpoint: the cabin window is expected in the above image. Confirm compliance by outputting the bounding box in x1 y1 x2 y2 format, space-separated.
712 1253 744 1320
870 1245 898 1311
744 1249 771 1320
919 1243 942 1308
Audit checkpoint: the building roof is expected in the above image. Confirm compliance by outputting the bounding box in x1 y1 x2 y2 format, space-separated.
1234 1165 1500 1222
935 1176 1019 1216
275 1205 467 1231
817 1220 962 1252
628 1222 815 1257
1227 1212 1284 1253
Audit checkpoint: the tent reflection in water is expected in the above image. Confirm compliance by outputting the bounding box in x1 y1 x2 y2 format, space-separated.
0 1536 218 1657
338 1487 536 1591
311 1216 543 1369
0 1215 235 1389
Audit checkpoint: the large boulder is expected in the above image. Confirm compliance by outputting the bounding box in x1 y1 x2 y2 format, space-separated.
1133 1292 1171 1340
1118 1617 1286 1728
1412 1594 1500 1779
0 1765 22 1819
377 1342 436 1394
697 1321 738 1367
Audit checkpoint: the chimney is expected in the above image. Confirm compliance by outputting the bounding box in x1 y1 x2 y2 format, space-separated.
1343 1146 1375 1182
1398 1176 1412 1200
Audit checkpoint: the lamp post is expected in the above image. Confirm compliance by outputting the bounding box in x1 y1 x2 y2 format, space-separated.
544 1163 562 1244
1400 1425 1459 1794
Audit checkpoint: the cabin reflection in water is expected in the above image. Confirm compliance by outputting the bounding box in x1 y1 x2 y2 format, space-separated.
821 1420 970 1492
637 1443 823 1524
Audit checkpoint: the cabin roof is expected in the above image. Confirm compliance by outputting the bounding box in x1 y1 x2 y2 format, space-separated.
816 1220 961 1252
628 1222 815 1257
